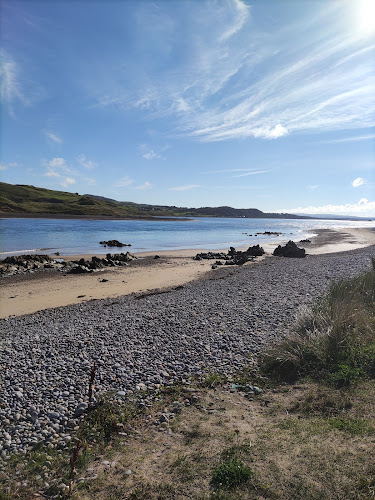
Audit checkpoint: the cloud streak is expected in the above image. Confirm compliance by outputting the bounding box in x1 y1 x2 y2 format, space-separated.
77 154 97 169
94 1 375 142
231 170 269 178
168 184 201 191
114 176 133 187
320 134 375 143
44 130 62 144
135 181 152 189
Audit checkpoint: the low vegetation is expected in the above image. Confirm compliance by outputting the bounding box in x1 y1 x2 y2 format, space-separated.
259 257 375 386
1 258 374 498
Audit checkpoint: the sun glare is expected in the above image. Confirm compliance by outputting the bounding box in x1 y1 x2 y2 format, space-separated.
358 0 375 36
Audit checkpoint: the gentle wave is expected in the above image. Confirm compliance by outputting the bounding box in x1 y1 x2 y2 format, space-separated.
0 247 54 256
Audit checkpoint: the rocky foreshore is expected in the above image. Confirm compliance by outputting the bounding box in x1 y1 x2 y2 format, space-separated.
0 252 137 277
0 245 374 460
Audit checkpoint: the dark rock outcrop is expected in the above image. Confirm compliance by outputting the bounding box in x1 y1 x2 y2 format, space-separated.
1 251 138 277
194 245 265 266
273 241 306 258
99 240 131 247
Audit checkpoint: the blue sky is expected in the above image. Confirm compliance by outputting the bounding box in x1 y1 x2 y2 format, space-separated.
1 0 374 216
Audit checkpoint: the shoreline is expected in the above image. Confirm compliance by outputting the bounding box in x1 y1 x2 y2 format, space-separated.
0 212 192 221
1 227 375 319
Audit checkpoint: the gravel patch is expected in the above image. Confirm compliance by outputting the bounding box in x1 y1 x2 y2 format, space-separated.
0 246 374 458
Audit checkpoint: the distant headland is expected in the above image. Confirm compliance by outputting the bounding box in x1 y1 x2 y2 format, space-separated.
0 182 311 220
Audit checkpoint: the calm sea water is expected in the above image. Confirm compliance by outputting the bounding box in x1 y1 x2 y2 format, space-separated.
0 217 374 257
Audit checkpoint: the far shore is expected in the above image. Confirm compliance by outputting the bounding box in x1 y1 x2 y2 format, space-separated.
1 227 374 319
0 212 192 222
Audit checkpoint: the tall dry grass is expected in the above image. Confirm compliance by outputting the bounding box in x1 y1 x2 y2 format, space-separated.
260 257 375 384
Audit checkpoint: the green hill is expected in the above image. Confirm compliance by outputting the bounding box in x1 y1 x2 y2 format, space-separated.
0 182 309 219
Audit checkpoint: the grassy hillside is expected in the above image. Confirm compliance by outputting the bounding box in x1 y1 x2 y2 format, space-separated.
0 182 308 219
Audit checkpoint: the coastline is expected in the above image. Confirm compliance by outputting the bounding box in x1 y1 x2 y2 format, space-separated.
0 212 191 222
1 227 374 319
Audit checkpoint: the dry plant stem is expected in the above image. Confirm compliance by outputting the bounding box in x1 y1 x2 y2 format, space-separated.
68 439 83 496
88 362 97 409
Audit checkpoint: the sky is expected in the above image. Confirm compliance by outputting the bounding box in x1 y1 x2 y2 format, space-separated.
1 0 374 216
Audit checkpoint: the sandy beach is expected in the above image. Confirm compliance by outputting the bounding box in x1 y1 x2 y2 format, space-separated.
1 229 375 459
1 227 374 319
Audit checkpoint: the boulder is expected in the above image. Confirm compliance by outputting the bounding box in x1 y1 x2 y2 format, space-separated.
273 241 306 258
246 244 265 257
99 240 131 247
68 265 93 274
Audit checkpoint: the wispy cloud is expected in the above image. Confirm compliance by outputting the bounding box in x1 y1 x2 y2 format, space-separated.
0 161 18 171
0 50 43 116
320 134 375 143
352 177 365 187
48 157 66 168
204 168 267 174
77 154 97 169
45 170 60 178
84 177 96 186
135 181 152 190
282 198 375 217
0 51 27 112
60 177 75 187
219 0 250 42
114 176 133 187
139 143 169 160
43 157 77 188
142 150 161 160
94 1 374 142
168 184 201 191
308 184 319 190
231 170 269 178
44 130 62 144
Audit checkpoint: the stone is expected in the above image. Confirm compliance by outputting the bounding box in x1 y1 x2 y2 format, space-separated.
273 241 306 258
48 412 60 420
99 240 131 247
74 403 88 417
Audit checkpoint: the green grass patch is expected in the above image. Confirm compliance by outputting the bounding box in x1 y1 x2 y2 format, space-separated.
211 458 253 490
259 258 375 386
327 416 374 436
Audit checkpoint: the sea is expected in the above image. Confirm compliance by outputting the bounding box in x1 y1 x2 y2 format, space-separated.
0 217 374 257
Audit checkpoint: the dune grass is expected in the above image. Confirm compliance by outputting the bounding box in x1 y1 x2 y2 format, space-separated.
259 257 375 386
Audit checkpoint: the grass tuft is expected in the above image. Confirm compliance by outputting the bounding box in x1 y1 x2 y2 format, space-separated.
259 258 375 385
211 458 253 490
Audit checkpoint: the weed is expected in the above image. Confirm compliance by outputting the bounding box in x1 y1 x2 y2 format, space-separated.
88 362 97 409
183 424 208 444
211 458 253 490
68 439 83 495
327 417 374 436
170 455 195 482
201 372 227 388
290 386 352 416
220 442 252 461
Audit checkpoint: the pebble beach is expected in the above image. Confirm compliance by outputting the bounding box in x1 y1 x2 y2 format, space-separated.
1 237 375 460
